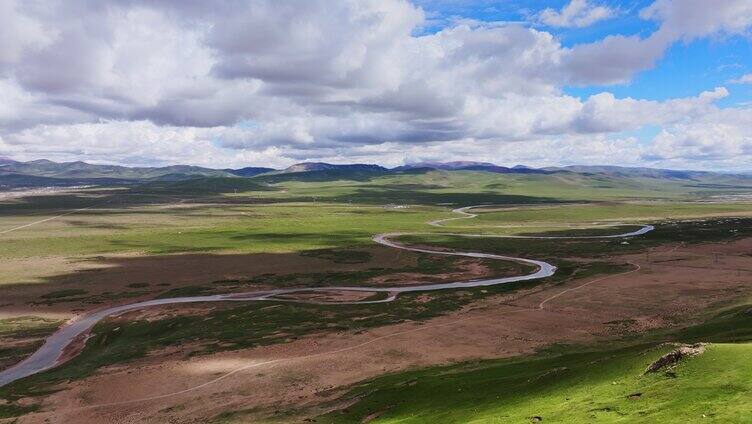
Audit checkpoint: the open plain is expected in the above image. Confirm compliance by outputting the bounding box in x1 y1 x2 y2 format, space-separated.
4 1 752 422
1 169 751 423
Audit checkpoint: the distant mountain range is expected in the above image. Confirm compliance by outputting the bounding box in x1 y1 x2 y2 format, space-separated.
280 162 386 173
544 165 721 180
1 157 750 189
229 166 277 177
393 161 495 170
0 158 274 182
394 162 550 174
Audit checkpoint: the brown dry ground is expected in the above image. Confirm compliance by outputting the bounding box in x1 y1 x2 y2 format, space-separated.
8 237 752 424
271 290 385 303
0 245 507 379
0 245 510 325
0 246 422 319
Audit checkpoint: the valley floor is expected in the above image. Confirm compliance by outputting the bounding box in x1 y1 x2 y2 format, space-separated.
1 174 752 423
11 237 752 423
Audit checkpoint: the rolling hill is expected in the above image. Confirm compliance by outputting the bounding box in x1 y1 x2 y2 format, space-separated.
2 159 752 196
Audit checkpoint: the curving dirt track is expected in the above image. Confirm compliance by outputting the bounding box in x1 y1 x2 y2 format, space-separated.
0 206 653 388
5 212 752 423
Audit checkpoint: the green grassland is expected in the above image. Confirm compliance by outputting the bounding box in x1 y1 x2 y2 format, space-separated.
1 168 751 261
0 317 61 379
252 169 752 203
1 213 748 413
397 217 752 262
0 259 613 403
310 301 752 424
0 203 450 259
463 202 752 227
1 170 751 420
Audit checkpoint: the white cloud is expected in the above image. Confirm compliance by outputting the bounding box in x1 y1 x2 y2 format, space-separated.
730 73 752 84
538 0 614 28
646 107 752 162
0 1 56 68
563 34 668 85
0 120 295 169
0 0 751 171
573 87 729 133
565 0 752 85
640 0 752 40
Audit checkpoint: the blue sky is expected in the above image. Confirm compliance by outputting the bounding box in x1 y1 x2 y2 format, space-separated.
1 0 751 170
411 0 752 167
566 36 752 106
418 0 751 103
415 0 657 38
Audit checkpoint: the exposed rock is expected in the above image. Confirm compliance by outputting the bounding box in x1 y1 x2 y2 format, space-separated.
644 344 705 374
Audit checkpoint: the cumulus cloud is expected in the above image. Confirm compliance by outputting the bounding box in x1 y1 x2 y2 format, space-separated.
646 107 752 164
573 87 729 133
0 1 55 69
730 73 752 84
0 120 293 169
640 0 752 40
537 0 614 28
565 0 752 85
0 0 751 170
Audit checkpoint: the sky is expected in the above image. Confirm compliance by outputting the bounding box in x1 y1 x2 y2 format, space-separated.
1 0 751 171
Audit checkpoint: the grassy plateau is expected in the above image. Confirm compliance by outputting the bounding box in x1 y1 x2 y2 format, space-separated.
0 169 751 421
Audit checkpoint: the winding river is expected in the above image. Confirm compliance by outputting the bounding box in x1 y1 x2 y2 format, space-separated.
0 206 653 388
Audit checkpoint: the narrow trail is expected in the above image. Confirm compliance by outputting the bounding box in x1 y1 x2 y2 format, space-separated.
537 262 641 309
58 263 646 413
0 202 108 234
0 205 654 396
0 193 189 235
429 205 654 238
